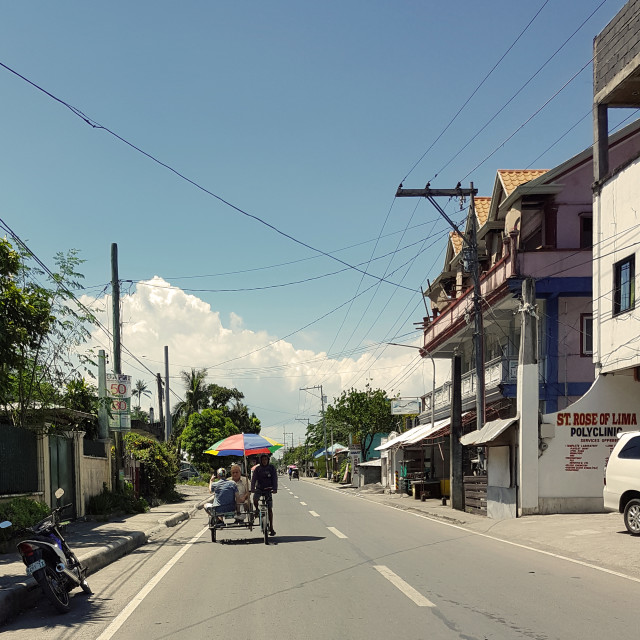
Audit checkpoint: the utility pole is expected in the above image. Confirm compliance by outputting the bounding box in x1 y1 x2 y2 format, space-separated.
111 243 123 491
296 418 310 475
164 346 172 442
450 355 464 510
396 183 485 429
97 349 109 440
156 373 164 429
300 385 329 479
517 278 539 515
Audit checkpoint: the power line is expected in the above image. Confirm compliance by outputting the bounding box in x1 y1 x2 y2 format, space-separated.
0 61 415 294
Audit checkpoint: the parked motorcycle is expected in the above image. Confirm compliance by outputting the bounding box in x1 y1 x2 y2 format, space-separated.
0 488 91 613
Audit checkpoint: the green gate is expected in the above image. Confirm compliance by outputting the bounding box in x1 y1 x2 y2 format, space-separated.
49 435 76 517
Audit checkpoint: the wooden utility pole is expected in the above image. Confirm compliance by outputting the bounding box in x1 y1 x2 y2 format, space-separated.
450 355 464 510
111 243 124 491
396 183 485 429
156 373 164 430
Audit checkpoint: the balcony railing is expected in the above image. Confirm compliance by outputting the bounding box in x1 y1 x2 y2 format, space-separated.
420 355 519 420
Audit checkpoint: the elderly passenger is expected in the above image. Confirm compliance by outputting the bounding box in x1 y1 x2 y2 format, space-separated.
229 463 251 521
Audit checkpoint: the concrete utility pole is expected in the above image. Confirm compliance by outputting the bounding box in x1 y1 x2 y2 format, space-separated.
300 385 329 478
396 183 485 429
111 243 123 490
517 278 539 515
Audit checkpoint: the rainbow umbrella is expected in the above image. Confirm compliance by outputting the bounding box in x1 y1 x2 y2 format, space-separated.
204 433 283 457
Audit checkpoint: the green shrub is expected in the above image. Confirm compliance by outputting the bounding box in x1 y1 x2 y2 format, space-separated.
0 497 51 545
123 433 179 500
86 483 149 517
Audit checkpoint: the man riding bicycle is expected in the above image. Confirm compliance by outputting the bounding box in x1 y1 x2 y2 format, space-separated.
251 453 277 536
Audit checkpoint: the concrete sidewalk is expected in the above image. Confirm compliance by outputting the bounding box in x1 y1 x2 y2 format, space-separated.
0 484 211 626
302 477 640 582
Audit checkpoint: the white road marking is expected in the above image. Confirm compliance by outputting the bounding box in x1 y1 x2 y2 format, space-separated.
373 565 435 607
96 526 208 640
294 495 299 498
304 481 640 584
327 526 348 539
309 510 320 517
300 501 307 505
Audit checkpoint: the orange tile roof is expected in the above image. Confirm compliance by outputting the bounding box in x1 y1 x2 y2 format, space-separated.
474 197 491 226
450 231 464 256
497 169 548 196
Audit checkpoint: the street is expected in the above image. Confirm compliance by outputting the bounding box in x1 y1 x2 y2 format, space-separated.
3 480 640 639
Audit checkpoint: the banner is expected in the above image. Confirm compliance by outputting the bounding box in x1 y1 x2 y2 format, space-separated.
107 373 131 432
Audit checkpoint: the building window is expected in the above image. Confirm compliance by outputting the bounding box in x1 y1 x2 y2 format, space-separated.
613 255 635 315
580 314 593 356
580 214 592 249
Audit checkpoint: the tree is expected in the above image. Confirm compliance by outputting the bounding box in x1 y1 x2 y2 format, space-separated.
0 240 98 430
325 387 401 460
180 408 239 470
132 379 152 410
171 368 210 435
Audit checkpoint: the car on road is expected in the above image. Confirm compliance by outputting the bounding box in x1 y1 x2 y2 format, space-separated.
603 430 640 535
177 462 203 481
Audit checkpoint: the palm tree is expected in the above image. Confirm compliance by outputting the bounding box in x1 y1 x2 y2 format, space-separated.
172 368 210 434
132 379 152 410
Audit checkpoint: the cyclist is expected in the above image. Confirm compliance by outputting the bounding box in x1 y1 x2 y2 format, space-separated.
251 453 277 536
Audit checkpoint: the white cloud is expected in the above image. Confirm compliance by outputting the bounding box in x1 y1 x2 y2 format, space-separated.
81 277 443 445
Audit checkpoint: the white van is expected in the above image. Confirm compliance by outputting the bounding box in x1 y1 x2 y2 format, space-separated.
603 430 640 535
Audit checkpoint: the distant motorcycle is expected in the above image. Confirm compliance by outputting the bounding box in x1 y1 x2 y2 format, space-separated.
0 488 91 613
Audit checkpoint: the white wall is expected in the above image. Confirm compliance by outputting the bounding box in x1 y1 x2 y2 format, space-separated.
539 374 640 512
594 155 640 373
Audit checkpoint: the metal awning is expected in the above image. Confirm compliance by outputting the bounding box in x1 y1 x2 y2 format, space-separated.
375 424 425 451
460 416 518 446
403 417 451 444
358 458 382 467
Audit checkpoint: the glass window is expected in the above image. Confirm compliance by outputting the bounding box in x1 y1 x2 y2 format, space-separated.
618 436 640 459
613 255 635 315
581 314 593 356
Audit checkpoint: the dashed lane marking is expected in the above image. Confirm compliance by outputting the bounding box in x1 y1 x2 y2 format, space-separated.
327 526 347 539
373 565 435 607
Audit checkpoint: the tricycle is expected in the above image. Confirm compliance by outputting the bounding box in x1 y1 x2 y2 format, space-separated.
205 491 273 545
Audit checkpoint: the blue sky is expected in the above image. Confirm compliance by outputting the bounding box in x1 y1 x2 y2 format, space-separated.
0 1 633 444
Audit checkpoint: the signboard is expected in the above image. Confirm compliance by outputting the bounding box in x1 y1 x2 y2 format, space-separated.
107 373 131 432
349 446 361 487
391 398 421 415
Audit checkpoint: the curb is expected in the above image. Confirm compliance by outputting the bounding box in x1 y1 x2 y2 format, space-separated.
0 499 207 626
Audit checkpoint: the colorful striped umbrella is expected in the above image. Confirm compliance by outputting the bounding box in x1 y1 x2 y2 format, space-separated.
204 433 284 457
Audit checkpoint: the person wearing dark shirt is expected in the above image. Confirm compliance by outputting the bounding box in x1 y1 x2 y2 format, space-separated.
251 453 278 536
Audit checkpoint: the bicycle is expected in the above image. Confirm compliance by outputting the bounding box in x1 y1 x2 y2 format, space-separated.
256 488 273 545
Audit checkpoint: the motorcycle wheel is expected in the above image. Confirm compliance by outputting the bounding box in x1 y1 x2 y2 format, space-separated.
34 566 71 613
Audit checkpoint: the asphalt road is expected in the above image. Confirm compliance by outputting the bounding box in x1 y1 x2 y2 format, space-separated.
4 479 640 639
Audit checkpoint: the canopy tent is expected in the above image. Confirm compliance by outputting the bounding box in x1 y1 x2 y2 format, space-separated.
313 443 348 459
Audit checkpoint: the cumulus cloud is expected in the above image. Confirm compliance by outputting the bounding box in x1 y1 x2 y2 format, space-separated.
81 277 441 444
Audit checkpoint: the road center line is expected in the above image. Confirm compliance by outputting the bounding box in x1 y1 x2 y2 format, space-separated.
327 526 348 539
309 510 320 517
294 495 299 498
300 501 307 505
96 526 208 640
373 565 435 607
